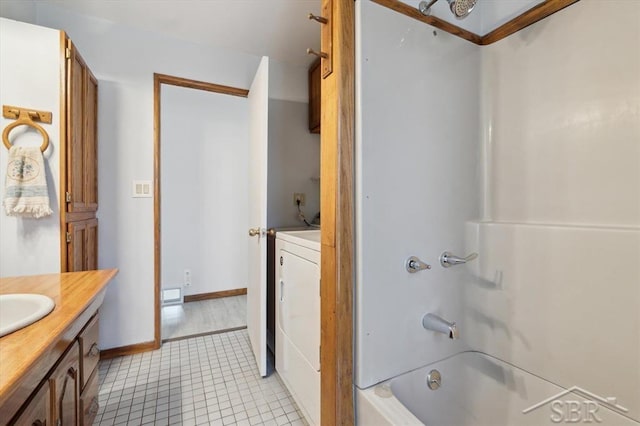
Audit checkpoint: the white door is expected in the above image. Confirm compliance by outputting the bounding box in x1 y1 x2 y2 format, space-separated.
247 56 269 377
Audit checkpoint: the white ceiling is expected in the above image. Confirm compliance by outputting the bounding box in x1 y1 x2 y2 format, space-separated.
35 0 322 67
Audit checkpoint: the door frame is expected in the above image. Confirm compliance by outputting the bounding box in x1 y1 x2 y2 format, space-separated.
319 0 356 423
152 73 249 348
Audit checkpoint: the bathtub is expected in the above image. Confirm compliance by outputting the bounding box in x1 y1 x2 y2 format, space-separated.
357 351 636 425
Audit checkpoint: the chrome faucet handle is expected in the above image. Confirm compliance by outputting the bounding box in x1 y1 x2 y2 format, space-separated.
406 256 431 273
439 251 478 268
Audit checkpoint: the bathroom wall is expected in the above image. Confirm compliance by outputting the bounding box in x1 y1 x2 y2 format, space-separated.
161 85 249 296
356 0 640 421
469 0 640 419
267 99 320 229
3 2 311 350
355 0 481 388
0 18 61 277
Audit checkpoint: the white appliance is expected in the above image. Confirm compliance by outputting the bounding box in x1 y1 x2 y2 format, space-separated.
275 230 321 425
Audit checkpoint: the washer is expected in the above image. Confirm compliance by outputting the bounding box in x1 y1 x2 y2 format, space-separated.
275 230 320 425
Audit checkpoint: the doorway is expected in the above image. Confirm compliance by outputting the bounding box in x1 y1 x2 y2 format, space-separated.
153 73 251 343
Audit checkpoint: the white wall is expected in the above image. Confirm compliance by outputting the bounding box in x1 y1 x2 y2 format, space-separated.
268 99 320 229
0 18 61 277
161 85 249 296
356 0 640 421
355 0 481 388
470 0 640 419
0 1 36 24
21 3 310 350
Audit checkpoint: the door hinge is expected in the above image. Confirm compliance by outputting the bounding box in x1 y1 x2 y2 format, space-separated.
65 192 71 203
66 232 72 243
65 47 71 59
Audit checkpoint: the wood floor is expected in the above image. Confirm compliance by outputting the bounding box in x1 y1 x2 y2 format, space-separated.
161 295 247 341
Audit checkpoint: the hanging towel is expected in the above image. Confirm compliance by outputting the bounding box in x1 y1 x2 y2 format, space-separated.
3 146 53 218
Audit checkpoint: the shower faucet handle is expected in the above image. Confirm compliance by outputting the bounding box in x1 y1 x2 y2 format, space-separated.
406 256 431 273
439 251 478 268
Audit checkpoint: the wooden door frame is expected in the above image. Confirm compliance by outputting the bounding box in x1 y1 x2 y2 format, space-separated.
320 0 356 424
153 74 249 349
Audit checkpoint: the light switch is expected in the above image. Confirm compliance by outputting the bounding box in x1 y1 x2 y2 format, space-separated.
132 180 153 198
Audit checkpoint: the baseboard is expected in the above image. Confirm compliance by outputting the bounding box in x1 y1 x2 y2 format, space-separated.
100 341 158 360
184 288 247 303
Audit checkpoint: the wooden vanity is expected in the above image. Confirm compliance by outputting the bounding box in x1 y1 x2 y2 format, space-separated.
0 269 117 425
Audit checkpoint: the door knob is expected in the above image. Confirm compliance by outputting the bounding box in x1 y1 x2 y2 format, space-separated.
248 227 261 237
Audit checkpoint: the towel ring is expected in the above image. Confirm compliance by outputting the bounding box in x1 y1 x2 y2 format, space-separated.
2 111 50 153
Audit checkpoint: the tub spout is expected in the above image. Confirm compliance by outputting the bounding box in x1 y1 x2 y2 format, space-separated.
422 313 459 339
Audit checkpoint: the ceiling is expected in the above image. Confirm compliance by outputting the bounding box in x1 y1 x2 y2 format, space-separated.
35 0 322 67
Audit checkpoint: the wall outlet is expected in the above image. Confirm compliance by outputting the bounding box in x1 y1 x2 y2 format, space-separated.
293 193 306 206
184 269 191 287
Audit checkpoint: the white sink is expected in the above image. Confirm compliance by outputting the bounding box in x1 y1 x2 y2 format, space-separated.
0 294 55 337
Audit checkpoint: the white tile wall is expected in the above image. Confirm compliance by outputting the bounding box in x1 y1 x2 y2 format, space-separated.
96 329 308 426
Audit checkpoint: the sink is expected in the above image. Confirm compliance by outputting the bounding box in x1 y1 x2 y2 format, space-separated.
0 294 55 337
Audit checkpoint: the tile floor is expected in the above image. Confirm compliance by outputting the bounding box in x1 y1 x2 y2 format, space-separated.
95 329 307 426
162 295 247 341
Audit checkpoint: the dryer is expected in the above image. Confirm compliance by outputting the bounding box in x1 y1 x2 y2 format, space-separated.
275 230 320 425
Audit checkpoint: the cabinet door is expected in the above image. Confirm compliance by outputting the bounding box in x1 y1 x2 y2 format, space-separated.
50 342 80 426
308 58 321 133
66 39 98 213
9 381 50 426
67 219 98 272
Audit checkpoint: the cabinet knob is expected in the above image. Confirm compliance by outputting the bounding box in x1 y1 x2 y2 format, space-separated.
32 420 45 426
89 343 100 357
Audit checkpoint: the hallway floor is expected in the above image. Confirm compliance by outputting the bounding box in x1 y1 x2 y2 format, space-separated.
161 295 247 341
95 329 307 426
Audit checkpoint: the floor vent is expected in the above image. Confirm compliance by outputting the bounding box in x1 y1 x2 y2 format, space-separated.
162 287 183 306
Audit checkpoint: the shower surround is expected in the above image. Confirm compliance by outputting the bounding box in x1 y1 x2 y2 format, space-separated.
355 0 640 424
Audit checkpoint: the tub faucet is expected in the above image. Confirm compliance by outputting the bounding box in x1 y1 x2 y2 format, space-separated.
422 313 459 339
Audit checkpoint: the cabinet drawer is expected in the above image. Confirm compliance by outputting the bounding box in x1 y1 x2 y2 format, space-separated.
80 368 99 426
9 381 50 426
78 314 100 390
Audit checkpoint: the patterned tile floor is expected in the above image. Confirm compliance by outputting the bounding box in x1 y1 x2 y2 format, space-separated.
95 330 307 426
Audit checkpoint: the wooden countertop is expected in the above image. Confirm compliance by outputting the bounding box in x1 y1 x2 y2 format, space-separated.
0 269 117 418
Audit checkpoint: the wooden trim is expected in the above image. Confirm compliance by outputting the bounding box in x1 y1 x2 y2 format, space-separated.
371 0 482 44
183 288 247 303
320 0 355 424
153 73 250 351
153 73 249 98
99 341 157 360
153 74 162 351
371 0 580 46
59 31 68 272
480 0 580 45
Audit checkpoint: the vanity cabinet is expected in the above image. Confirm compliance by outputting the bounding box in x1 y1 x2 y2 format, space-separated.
7 315 101 426
63 37 99 272
10 383 50 426
50 342 80 426
308 58 321 134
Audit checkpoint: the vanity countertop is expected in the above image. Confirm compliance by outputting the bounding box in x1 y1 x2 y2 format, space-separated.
0 269 118 412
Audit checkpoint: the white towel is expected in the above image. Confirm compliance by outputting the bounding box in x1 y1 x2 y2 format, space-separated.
3 146 53 218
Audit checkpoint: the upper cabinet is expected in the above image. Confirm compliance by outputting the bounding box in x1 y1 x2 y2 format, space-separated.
66 39 98 214
62 37 99 272
308 58 321 134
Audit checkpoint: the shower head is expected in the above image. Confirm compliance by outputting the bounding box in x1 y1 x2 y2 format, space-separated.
418 0 477 19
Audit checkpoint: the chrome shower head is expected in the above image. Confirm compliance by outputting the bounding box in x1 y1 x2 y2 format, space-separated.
418 0 477 19
449 0 477 18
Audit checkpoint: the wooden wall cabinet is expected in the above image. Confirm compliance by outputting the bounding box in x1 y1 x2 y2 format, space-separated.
308 58 321 134
62 36 99 272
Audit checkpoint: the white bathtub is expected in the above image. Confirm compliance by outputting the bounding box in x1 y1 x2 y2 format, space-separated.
357 352 637 426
